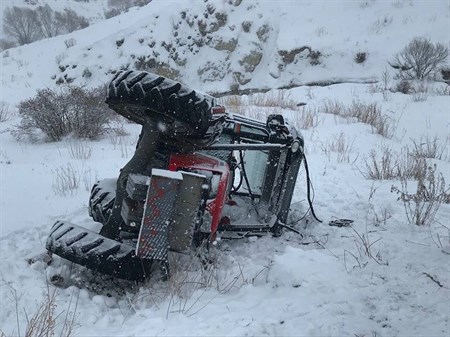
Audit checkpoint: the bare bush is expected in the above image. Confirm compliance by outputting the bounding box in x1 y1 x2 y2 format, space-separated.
3 6 42 45
55 8 89 33
391 164 450 226
391 37 448 80
13 85 113 142
0 102 13 122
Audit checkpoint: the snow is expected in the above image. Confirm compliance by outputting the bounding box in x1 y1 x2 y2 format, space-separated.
1 1 450 337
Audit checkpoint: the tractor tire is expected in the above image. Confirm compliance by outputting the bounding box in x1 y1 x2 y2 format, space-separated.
89 179 116 225
46 221 153 281
106 70 216 138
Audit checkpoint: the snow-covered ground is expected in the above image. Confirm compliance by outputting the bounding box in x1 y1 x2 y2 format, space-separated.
1 0 449 336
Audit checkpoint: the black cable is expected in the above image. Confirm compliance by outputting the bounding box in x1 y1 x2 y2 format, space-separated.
303 154 322 223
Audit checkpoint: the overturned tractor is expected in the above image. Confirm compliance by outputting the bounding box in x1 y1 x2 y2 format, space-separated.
46 70 304 281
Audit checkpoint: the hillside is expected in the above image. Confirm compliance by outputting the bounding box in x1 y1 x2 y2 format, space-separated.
1 0 448 103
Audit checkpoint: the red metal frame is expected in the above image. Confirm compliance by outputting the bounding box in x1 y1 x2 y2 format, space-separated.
168 153 230 236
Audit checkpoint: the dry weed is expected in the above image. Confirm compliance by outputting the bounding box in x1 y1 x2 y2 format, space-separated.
322 132 355 163
391 164 449 226
52 164 80 196
295 106 320 129
362 145 429 180
0 281 78 337
410 135 446 160
249 91 297 109
0 101 13 122
66 141 92 160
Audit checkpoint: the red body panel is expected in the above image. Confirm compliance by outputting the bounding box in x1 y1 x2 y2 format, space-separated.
168 153 230 235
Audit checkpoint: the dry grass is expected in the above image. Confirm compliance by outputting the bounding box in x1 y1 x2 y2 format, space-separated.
363 147 401 180
219 95 244 108
322 99 346 115
347 101 394 138
249 91 298 109
362 145 428 180
411 92 428 102
66 141 92 160
293 106 320 130
320 99 395 138
322 132 355 163
52 164 80 196
0 101 13 122
1 282 78 337
410 135 446 160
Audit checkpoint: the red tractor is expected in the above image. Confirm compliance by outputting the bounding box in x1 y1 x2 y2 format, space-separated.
46 70 304 281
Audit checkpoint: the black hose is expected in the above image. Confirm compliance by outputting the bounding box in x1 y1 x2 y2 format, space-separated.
303 154 322 223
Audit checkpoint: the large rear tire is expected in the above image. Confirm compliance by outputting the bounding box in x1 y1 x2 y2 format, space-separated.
106 70 218 139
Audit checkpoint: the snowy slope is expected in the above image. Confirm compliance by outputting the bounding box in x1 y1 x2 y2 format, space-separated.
1 1 450 336
1 0 449 103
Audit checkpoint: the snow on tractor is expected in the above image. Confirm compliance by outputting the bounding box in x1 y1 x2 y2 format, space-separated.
45 70 305 281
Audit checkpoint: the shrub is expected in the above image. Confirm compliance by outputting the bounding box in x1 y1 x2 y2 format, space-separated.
55 8 89 33
441 68 450 82
391 164 449 226
362 145 429 181
13 85 113 142
394 79 413 94
64 38 77 48
355 52 367 64
390 37 448 80
104 8 121 19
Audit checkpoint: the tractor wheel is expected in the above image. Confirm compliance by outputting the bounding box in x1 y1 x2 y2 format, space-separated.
89 179 116 225
106 70 216 138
